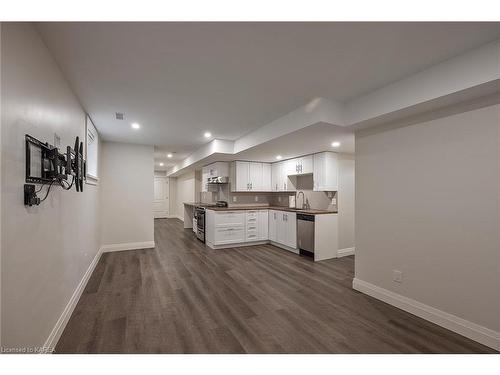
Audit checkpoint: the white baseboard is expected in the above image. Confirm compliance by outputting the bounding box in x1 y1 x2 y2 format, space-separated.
43 247 103 353
101 241 155 253
352 278 500 351
337 247 355 257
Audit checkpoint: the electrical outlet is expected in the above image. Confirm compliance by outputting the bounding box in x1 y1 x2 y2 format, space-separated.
393 270 403 283
278 196 281 202
254 196 259 202
332 197 337 205
232 196 237 203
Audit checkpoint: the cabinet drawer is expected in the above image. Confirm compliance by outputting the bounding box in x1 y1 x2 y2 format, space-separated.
246 231 259 241
246 224 258 232
246 211 258 218
214 225 245 244
214 212 245 225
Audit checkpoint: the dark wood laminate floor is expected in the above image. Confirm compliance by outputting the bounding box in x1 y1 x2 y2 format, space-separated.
55 218 496 353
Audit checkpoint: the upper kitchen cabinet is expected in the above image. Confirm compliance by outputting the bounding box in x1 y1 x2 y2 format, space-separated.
288 155 313 176
201 162 229 192
231 161 272 191
261 163 272 191
271 161 296 192
313 152 338 191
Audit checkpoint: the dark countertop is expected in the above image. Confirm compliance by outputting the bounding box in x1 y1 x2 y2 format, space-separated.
205 205 337 215
183 202 217 207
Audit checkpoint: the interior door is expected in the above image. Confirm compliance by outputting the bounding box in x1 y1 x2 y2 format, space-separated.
153 176 169 218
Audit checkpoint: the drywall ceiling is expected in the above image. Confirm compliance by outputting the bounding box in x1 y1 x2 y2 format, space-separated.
167 123 354 176
36 22 500 164
235 122 354 162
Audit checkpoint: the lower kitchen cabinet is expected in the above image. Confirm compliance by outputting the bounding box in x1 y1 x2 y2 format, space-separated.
269 210 297 252
206 209 269 248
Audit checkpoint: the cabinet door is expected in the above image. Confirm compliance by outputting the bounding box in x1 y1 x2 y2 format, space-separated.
300 155 313 174
236 161 250 191
271 163 280 191
284 159 297 176
258 210 268 240
201 167 210 192
276 212 286 245
261 163 272 191
313 152 338 191
313 153 324 191
213 162 229 177
285 212 297 249
269 210 277 241
249 162 262 191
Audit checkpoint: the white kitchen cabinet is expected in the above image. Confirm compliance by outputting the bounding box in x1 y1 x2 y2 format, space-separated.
268 209 297 251
258 210 268 240
201 166 210 192
271 161 296 192
207 162 229 178
313 152 338 191
232 161 272 191
288 155 313 175
271 163 281 192
261 163 272 191
201 162 229 192
284 211 297 248
245 210 259 242
209 211 246 246
235 161 250 191
249 162 262 190
246 210 268 241
269 210 278 241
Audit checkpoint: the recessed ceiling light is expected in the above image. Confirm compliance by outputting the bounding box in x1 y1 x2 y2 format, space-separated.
131 122 140 130
276 155 282 160
204 132 212 138
159 162 164 166
331 141 341 148
167 153 173 158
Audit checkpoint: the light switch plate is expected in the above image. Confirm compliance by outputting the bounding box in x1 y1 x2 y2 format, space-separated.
232 196 237 203
254 196 259 202
278 196 281 202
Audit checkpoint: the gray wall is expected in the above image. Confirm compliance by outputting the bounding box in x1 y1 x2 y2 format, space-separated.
355 103 500 333
1 23 101 347
100 142 154 246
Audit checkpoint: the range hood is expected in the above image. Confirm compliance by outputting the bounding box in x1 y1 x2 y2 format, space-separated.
207 176 229 184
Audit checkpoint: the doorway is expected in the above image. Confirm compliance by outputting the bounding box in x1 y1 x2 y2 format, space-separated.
153 176 169 218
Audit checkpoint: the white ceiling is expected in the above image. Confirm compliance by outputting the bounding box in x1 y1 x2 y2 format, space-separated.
36 22 500 167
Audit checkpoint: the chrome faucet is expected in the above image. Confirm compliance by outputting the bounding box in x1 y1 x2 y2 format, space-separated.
297 191 305 209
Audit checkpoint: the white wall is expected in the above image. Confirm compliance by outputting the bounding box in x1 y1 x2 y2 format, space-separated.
100 142 154 247
338 154 355 250
355 103 500 345
1 23 101 348
175 171 196 220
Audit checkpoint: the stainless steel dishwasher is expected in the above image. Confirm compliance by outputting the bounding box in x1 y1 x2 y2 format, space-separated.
297 213 315 257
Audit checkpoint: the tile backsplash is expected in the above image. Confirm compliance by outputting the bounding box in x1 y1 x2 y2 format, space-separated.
198 175 338 211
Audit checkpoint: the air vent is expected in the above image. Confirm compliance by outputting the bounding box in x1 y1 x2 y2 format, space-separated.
115 112 124 120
